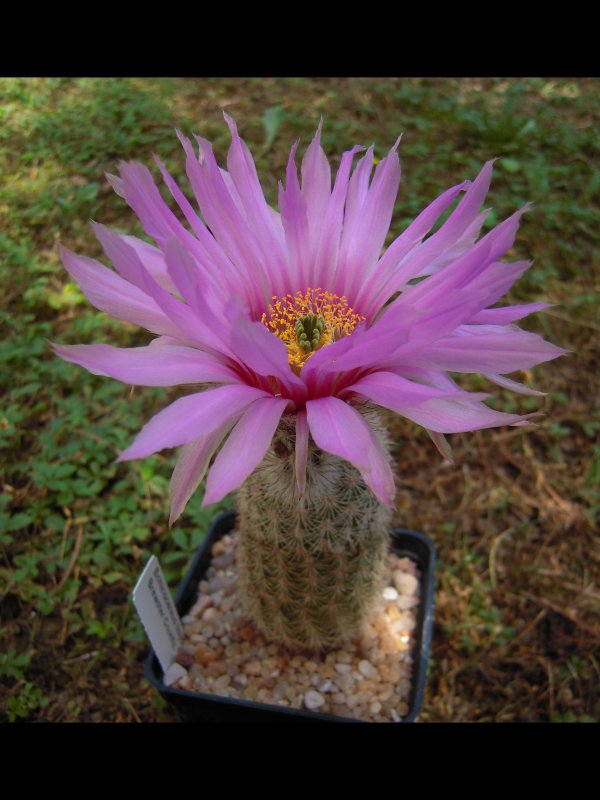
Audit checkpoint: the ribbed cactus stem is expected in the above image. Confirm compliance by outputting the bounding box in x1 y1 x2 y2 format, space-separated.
235 404 394 651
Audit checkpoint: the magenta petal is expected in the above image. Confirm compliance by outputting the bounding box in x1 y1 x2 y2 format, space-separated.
300 120 331 256
203 396 289 505
118 384 269 461
279 141 310 289
427 430 454 463
399 324 568 374
306 397 395 506
59 245 181 338
341 370 487 410
482 372 547 396
339 144 401 301
295 409 309 497
120 235 177 294
52 342 238 386
118 161 199 255
397 396 537 433
223 114 288 298
343 146 375 235
315 145 362 291
229 315 307 401
180 132 271 311
154 154 237 300
470 302 550 325
169 421 234 525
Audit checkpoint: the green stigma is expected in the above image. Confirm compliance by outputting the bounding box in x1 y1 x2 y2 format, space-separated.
296 314 326 352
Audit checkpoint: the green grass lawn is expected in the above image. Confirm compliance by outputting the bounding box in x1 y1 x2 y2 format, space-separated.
1 77 598 722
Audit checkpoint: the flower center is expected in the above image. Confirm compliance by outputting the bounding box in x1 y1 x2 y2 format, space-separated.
262 288 364 371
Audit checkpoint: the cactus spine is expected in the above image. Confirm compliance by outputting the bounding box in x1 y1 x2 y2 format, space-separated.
235 403 394 651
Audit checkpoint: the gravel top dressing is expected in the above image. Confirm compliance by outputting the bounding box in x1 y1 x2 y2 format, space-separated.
166 531 421 723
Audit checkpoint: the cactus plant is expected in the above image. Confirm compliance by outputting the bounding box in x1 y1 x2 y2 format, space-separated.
236 404 393 649
53 117 565 651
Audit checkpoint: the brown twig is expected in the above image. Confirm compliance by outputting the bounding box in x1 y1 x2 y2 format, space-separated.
524 593 600 641
56 525 84 591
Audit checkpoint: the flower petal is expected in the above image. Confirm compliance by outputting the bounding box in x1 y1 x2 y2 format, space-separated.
51 342 239 386
339 142 401 301
306 397 395 506
300 119 331 260
229 312 307 402
295 408 309 498
360 161 495 316
202 396 289 505
394 395 537 434
169 420 234 525
223 113 288 298
470 302 550 325
118 384 270 461
482 372 547 396
120 234 177 294
398 324 568 374
315 145 362 291
179 132 271 311
341 370 489 410
59 245 181 338
278 141 310 290
117 160 200 255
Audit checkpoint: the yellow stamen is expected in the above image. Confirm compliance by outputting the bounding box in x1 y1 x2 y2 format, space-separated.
261 288 364 371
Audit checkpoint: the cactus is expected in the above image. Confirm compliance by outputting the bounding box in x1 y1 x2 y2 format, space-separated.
236 404 393 650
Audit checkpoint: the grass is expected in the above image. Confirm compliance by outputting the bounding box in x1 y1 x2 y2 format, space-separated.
1 77 599 722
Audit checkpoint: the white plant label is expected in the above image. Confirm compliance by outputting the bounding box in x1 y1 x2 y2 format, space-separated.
132 555 183 673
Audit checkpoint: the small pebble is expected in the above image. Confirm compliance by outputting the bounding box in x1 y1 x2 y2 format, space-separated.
304 690 326 710
382 587 399 601
358 660 378 679
394 571 418 596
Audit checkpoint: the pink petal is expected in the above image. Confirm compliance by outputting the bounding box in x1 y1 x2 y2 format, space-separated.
180 132 271 311
228 314 307 402
169 420 234 525
482 372 547 396
51 342 239 386
359 161 494 316
340 370 489 410
395 395 537 433
300 119 331 260
117 161 200 255
118 384 270 461
278 141 310 290
295 409 309 497
59 245 181 338
427 430 454 463
120 235 178 294
93 226 224 353
223 113 288 298
315 145 362 291
202 396 289 505
470 302 550 325
306 397 395 506
153 154 236 301
343 145 375 235
339 143 401 301
466 260 533 309
398 324 568 374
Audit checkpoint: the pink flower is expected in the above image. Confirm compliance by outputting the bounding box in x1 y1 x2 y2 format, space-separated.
53 117 565 522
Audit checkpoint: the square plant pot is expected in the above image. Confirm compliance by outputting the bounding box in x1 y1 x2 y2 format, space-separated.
145 510 436 722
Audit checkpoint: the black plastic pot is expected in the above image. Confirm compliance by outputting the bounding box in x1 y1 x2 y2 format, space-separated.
145 510 436 722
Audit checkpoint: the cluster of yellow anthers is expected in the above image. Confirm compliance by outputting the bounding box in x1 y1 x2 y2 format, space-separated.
262 288 364 371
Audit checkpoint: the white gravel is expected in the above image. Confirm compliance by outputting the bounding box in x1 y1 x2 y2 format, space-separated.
168 531 421 723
